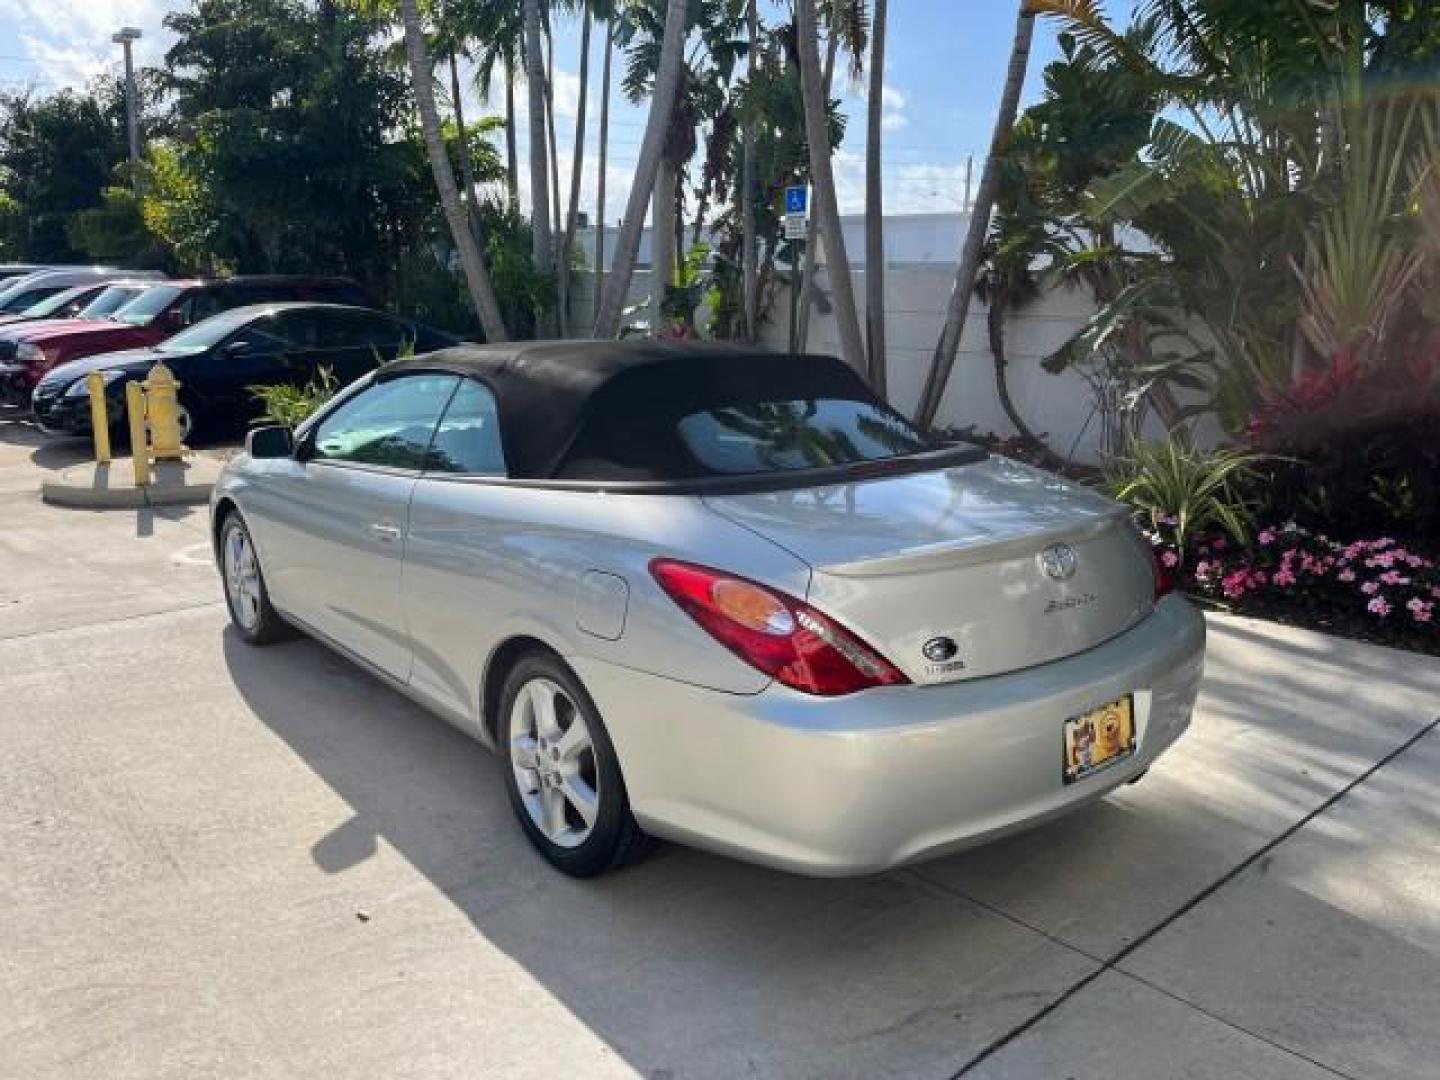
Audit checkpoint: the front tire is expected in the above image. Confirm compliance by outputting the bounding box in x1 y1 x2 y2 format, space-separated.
219 510 294 645
500 653 652 877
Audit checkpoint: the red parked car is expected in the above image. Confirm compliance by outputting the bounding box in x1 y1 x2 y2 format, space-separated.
0 275 372 401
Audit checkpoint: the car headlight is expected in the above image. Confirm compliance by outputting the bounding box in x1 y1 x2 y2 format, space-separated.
62 370 126 398
16 342 42 363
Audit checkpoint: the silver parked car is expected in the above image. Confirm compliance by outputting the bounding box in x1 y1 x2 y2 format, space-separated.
212 342 1205 877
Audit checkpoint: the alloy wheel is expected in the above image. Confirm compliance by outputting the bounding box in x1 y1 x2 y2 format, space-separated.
222 521 262 631
509 677 601 849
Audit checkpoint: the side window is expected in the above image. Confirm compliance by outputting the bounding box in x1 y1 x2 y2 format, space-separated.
427 380 506 475
309 375 459 471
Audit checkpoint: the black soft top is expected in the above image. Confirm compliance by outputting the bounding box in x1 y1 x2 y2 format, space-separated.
378 340 903 481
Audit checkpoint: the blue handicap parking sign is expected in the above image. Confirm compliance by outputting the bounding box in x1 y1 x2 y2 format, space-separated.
784 185 809 215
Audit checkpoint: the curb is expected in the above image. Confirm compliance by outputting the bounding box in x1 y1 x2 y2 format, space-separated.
40 459 217 510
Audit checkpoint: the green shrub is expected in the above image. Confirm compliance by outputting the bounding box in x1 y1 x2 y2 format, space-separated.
1104 439 1265 553
249 367 338 430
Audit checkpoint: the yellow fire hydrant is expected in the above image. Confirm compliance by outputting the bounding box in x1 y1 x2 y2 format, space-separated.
144 361 185 462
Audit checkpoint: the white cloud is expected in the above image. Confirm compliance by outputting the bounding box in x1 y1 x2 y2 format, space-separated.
0 0 172 88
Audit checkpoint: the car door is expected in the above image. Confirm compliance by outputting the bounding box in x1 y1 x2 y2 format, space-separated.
400 378 512 720
178 315 294 423
248 373 461 681
311 309 411 385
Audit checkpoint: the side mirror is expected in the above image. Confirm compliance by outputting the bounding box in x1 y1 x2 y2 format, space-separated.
158 309 188 333
246 425 294 460
224 339 251 357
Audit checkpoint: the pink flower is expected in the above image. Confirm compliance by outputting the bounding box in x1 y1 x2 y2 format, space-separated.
1272 569 1297 588
1258 528 1276 546
1211 536 1227 551
1338 569 1356 583
1361 581 1380 596
1379 571 1411 586
1221 571 1251 600
1161 550 1180 568
1407 599 1433 624
1368 597 1392 617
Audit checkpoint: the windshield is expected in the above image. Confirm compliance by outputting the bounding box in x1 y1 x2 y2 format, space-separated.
157 308 261 354
79 285 146 319
20 286 91 318
111 284 186 325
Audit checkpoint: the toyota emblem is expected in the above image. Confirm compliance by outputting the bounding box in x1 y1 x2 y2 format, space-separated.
1039 543 1078 581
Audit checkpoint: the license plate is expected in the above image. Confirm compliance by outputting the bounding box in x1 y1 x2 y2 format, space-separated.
1063 696 1135 784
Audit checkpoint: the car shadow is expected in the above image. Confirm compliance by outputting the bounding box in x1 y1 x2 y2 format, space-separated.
219 627 1122 1075
217 617 1440 1076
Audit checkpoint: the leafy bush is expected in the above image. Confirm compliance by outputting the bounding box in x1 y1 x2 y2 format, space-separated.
250 367 338 430
1103 440 1265 555
1180 526 1439 653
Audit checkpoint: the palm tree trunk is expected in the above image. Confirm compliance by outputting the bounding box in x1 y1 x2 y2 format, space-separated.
651 157 676 332
794 0 865 373
795 28 840 353
523 0 552 287
449 51 482 242
595 17 612 315
592 0 688 339
988 287 1064 466
560 7 592 339
740 0 758 341
541 21 566 334
504 56 519 212
401 0 508 342
864 0 888 397
914 2 1034 427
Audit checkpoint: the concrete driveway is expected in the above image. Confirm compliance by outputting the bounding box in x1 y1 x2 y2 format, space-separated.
3 406 1438 1080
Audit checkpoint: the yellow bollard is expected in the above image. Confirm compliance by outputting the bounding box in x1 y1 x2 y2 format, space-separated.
144 361 184 462
125 380 150 488
86 371 111 464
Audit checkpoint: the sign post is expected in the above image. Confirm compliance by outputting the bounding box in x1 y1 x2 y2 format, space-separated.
784 184 811 353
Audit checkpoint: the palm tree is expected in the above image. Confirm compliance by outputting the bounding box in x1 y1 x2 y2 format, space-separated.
594 10 614 307
794 0 865 373
400 0 508 341
592 0 689 339
740 0 758 341
523 0 553 291
558 3 593 337
863 0 887 396
914 0 1035 427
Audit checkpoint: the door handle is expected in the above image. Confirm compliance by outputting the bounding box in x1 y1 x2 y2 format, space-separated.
370 523 402 544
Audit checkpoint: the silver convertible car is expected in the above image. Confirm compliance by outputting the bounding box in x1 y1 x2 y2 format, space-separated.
212 342 1205 877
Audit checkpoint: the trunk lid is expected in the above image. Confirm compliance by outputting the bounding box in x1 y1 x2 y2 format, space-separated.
703 456 1156 685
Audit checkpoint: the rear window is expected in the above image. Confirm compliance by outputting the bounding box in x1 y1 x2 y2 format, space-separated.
677 398 934 475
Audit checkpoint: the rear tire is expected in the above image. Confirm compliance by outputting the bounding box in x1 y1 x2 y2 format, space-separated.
499 653 652 877
219 510 295 646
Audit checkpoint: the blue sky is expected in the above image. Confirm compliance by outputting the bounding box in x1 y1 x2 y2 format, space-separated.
0 0 1140 222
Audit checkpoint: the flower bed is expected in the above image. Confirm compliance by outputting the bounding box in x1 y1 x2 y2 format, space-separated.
1143 521 1440 655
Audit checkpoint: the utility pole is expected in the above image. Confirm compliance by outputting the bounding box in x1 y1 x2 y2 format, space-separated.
112 27 142 193
963 153 973 211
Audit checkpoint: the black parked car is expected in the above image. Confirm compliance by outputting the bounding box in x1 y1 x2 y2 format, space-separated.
31 303 457 443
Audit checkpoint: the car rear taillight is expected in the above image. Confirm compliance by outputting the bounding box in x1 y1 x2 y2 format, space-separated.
649 559 909 697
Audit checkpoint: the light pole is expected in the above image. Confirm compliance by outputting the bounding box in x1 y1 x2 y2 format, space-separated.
112 27 142 193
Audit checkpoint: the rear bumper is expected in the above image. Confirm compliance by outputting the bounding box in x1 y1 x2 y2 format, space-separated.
573 595 1206 876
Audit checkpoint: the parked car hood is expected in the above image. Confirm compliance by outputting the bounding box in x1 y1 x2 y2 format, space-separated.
0 317 113 343
11 318 134 344
46 347 160 383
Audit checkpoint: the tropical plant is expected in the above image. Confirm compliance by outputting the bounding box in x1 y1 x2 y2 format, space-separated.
1104 439 1266 554
794 0 865 374
593 0 690 338
250 366 339 430
400 0 509 341
915 0 1036 427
